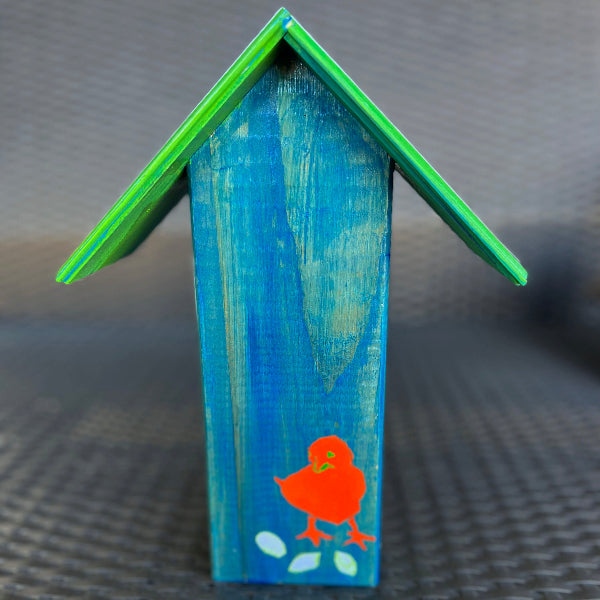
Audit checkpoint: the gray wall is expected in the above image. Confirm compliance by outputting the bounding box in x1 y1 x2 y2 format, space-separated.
2 0 599 326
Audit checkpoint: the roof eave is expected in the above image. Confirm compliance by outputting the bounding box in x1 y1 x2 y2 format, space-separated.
283 20 526 286
57 7 527 286
56 8 291 284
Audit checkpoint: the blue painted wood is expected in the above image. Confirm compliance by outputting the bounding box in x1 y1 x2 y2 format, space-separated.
189 55 392 586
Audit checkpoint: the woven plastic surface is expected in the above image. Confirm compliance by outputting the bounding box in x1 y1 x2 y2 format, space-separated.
1 322 599 598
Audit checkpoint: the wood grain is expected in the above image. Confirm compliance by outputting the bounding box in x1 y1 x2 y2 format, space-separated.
189 54 392 586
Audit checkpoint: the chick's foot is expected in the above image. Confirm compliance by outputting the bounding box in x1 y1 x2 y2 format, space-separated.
343 518 376 551
296 516 333 547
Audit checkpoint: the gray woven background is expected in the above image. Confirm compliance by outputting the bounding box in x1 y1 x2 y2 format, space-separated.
3 0 600 326
2 1 600 599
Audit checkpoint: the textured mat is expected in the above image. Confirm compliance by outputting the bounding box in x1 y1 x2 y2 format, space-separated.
1 322 599 598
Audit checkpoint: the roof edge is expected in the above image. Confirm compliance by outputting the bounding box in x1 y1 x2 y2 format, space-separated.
282 20 527 286
57 7 526 286
57 8 291 283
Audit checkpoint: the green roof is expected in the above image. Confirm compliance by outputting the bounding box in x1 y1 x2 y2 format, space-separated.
57 7 527 286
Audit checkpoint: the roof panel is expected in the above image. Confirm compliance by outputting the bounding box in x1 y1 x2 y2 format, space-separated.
57 7 526 286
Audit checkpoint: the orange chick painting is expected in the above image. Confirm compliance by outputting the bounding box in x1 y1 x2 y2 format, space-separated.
274 435 376 550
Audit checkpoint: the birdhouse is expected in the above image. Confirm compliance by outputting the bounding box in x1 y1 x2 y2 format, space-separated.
57 8 527 587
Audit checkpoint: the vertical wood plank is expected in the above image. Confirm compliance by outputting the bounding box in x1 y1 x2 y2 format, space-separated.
189 54 392 586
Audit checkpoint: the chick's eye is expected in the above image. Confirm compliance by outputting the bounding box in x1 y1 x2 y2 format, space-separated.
327 451 335 458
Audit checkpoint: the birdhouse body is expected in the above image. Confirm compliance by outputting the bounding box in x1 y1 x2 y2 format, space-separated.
57 7 527 590
189 56 392 585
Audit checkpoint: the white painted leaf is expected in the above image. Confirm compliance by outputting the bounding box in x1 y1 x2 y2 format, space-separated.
287 552 321 574
334 550 358 576
255 531 287 558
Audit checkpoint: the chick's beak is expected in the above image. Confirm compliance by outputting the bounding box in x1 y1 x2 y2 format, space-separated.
312 459 333 473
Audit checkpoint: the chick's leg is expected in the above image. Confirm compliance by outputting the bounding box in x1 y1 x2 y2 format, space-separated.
296 515 333 547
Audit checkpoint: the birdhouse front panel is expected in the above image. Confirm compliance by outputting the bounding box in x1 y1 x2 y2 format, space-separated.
189 54 392 586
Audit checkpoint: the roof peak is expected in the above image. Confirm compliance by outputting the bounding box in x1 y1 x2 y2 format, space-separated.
57 7 526 286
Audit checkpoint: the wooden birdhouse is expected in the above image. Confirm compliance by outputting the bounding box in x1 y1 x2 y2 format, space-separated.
57 8 527 586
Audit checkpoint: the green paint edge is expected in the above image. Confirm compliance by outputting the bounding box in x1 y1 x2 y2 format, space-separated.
282 22 526 286
56 7 290 284
57 7 527 286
